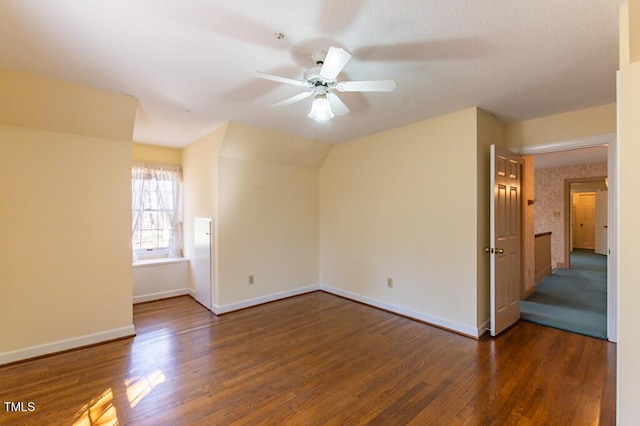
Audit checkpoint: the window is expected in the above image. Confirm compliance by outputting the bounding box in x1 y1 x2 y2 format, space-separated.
132 162 182 260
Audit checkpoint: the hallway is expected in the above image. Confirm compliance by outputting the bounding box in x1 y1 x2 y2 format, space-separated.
521 249 607 339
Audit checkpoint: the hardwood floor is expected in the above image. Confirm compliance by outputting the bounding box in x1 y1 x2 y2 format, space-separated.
0 292 616 425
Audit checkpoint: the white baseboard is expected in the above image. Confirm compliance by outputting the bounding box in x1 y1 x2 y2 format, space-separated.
319 284 481 338
212 285 320 315
135 283 484 338
478 319 490 338
133 288 190 304
0 325 136 366
210 284 482 338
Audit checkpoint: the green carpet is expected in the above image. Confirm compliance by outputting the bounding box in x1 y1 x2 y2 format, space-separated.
520 249 607 339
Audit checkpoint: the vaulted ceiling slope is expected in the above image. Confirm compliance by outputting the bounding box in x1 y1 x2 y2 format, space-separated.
0 0 624 147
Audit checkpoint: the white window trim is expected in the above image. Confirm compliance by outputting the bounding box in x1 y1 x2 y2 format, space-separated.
132 162 183 261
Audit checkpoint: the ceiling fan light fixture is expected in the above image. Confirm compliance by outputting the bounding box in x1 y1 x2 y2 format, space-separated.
254 45 396 121
308 94 334 121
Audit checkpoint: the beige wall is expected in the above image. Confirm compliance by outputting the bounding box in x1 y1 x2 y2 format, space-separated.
182 123 227 302
182 121 325 308
630 0 640 63
319 108 482 335
505 103 616 149
618 1 640 422
0 68 136 142
0 70 136 362
132 143 182 165
476 109 506 325
220 122 332 168
218 157 320 306
216 122 326 307
534 163 607 269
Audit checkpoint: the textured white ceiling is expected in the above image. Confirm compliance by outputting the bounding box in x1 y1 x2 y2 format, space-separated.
534 145 609 169
0 0 624 147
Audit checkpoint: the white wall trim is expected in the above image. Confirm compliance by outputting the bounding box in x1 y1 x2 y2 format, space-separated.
133 257 189 268
195 283 485 338
319 285 481 338
478 319 490 338
212 285 320 315
133 288 190 304
609 72 620 343
513 130 618 343
514 132 616 155
0 325 136 366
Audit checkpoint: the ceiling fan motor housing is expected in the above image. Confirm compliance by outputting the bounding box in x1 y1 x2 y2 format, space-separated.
303 66 333 86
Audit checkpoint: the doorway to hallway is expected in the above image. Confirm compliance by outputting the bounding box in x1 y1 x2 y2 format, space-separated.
520 248 607 339
514 132 616 341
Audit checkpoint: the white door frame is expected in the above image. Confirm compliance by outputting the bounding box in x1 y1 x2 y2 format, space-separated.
514 132 617 342
564 179 607 266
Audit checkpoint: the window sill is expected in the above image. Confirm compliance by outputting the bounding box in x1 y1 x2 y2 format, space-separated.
133 258 188 268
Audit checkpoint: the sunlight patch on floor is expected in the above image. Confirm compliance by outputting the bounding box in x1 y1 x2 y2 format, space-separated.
125 370 166 408
73 388 118 425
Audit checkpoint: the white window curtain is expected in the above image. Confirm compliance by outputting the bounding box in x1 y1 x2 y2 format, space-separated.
132 162 182 260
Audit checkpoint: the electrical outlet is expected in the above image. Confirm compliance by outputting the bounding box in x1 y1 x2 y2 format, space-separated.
249 275 255 285
387 278 393 288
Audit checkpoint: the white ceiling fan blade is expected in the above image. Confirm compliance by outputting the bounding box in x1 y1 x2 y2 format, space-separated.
271 90 315 107
336 80 397 92
253 71 311 88
327 93 350 116
320 47 352 80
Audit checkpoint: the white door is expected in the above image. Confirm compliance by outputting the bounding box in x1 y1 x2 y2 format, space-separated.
574 193 596 249
490 145 522 336
193 218 212 310
595 190 608 255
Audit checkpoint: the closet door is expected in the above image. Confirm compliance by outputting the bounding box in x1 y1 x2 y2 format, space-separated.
193 218 212 310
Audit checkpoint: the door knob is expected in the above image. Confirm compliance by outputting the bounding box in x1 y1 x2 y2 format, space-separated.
497 248 504 254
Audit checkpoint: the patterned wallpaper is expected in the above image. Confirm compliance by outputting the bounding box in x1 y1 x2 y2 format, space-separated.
535 162 607 269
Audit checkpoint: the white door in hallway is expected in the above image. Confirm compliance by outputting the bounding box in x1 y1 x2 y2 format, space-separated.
194 218 213 310
574 193 595 249
490 145 522 337
595 190 608 255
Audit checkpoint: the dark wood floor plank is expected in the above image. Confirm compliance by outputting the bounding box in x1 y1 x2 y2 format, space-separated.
0 292 615 425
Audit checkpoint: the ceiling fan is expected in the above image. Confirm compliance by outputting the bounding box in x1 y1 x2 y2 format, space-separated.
254 46 396 121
